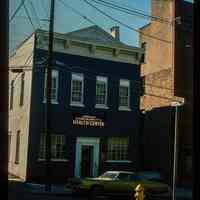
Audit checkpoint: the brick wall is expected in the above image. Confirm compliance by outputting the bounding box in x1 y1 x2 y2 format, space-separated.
140 0 174 76
139 0 193 186
140 68 173 110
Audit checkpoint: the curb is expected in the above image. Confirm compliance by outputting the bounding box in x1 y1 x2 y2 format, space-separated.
25 191 74 196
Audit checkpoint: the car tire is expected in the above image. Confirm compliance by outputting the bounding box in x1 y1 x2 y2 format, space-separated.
89 186 104 200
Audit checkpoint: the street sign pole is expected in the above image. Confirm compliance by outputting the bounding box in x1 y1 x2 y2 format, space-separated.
171 100 184 200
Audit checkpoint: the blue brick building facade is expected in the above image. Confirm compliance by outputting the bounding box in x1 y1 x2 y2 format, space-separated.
9 26 144 183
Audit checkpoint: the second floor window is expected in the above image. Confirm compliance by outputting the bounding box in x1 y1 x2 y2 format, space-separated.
96 76 107 107
19 73 25 106
71 73 84 106
44 69 59 103
10 80 14 110
119 79 130 109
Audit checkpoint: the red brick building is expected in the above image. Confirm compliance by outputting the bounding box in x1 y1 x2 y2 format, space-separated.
139 0 193 186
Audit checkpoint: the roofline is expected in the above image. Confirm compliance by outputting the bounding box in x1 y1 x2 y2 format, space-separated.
9 31 36 58
36 29 143 53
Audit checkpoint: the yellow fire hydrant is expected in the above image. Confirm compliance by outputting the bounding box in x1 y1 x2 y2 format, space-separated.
134 184 145 200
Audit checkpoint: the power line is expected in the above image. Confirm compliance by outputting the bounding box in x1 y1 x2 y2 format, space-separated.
23 1 36 30
58 0 171 44
9 65 177 104
83 0 171 44
89 0 171 24
40 0 49 18
92 0 192 27
12 16 50 22
9 0 26 23
58 0 96 25
100 0 171 22
29 1 42 28
9 61 192 96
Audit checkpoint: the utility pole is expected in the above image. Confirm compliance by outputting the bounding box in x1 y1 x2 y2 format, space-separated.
0 0 9 192
45 0 55 192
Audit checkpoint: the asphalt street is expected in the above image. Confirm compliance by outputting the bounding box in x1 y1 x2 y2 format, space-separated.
8 179 191 200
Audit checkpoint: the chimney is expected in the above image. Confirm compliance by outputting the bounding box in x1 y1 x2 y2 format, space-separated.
151 0 172 19
110 26 120 41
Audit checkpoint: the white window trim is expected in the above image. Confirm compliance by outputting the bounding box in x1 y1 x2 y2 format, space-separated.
95 76 108 108
118 106 131 111
105 160 132 163
37 158 69 162
70 103 85 107
43 69 59 104
107 137 129 161
118 79 131 111
70 72 84 107
95 104 109 109
43 99 59 104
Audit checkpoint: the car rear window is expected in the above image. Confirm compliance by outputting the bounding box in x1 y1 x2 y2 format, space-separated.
100 172 117 179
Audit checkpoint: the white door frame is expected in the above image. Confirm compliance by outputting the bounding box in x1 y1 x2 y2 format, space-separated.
75 137 100 178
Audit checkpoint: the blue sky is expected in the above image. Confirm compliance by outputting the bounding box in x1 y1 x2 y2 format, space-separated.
10 0 193 54
10 0 151 53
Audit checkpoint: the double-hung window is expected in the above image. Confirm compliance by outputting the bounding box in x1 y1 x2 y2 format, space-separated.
71 73 84 106
44 69 59 104
39 134 67 161
15 131 20 164
8 132 12 161
10 80 14 110
107 137 129 161
19 73 25 106
119 79 130 110
96 76 108 108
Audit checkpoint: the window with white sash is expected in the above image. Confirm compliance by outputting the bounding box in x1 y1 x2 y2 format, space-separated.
71 73 84 106
119 79 130 110
39 134 66 160
96 76 108 108
107 137 129 161
43 69 59 104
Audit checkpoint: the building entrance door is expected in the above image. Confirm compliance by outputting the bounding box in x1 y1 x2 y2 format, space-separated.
75 137 100 178
81 145 94 177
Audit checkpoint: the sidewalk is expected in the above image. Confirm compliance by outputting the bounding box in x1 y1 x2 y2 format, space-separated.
8 174 73 196
175 188 192 199
24 182 73 196
8 174 192 199
24 183 192 199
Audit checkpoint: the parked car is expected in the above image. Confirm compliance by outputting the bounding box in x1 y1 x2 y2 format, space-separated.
67 171 171 199
138 171 165 182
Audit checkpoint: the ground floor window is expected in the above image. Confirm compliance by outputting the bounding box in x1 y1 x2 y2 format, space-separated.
39 134 66 160
185 155 192 174
107 137 129 161
15 131 20 164
8 132 12 161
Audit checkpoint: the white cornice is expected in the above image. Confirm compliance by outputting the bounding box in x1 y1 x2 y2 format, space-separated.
35 30 144 65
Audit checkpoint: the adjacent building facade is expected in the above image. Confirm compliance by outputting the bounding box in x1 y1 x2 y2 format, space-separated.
8 26 144 183
139 0 193 186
